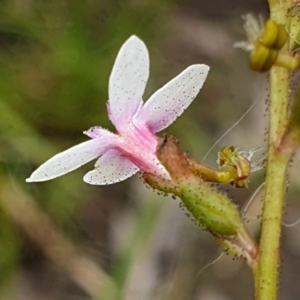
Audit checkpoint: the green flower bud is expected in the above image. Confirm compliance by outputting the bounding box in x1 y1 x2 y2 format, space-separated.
176 177 242 235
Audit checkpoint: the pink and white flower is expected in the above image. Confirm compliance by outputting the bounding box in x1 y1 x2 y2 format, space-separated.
26 35 209 185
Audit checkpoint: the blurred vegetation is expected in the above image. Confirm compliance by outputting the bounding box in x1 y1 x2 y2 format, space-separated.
1 0 300 300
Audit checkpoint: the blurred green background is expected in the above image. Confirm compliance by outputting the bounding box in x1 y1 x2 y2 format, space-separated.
1 0 300 299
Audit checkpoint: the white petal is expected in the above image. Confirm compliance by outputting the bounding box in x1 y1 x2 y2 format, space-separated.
108 35 149 131
26 138 114 182
136 64 209 133
83 149 139 185
84 126 114 139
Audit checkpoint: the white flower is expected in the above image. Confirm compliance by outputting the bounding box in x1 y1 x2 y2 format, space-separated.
26 36 209 185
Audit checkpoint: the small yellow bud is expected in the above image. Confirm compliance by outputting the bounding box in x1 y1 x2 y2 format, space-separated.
259 19 287 50
235 15 292 71
249 43 278 72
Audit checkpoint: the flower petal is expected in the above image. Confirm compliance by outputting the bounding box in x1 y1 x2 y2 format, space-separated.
83 149 139 185
108 35 149 132
84 126 114 139
135 64 209 133
26 137 115 182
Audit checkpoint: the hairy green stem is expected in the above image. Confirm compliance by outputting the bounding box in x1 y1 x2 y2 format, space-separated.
256 1 295 299
255 1 295 297
256 144 290 300
256 25 291 300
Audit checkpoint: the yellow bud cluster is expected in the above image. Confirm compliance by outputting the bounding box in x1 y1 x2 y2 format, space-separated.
250 20 288 72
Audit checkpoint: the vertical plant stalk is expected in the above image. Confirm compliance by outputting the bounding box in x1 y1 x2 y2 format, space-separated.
256 1 293 298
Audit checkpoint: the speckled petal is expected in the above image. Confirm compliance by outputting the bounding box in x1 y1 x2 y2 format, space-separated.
83 149 139 185
84 126 115 139
135 64 209 133
108 35 148 132
26 137 116 182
